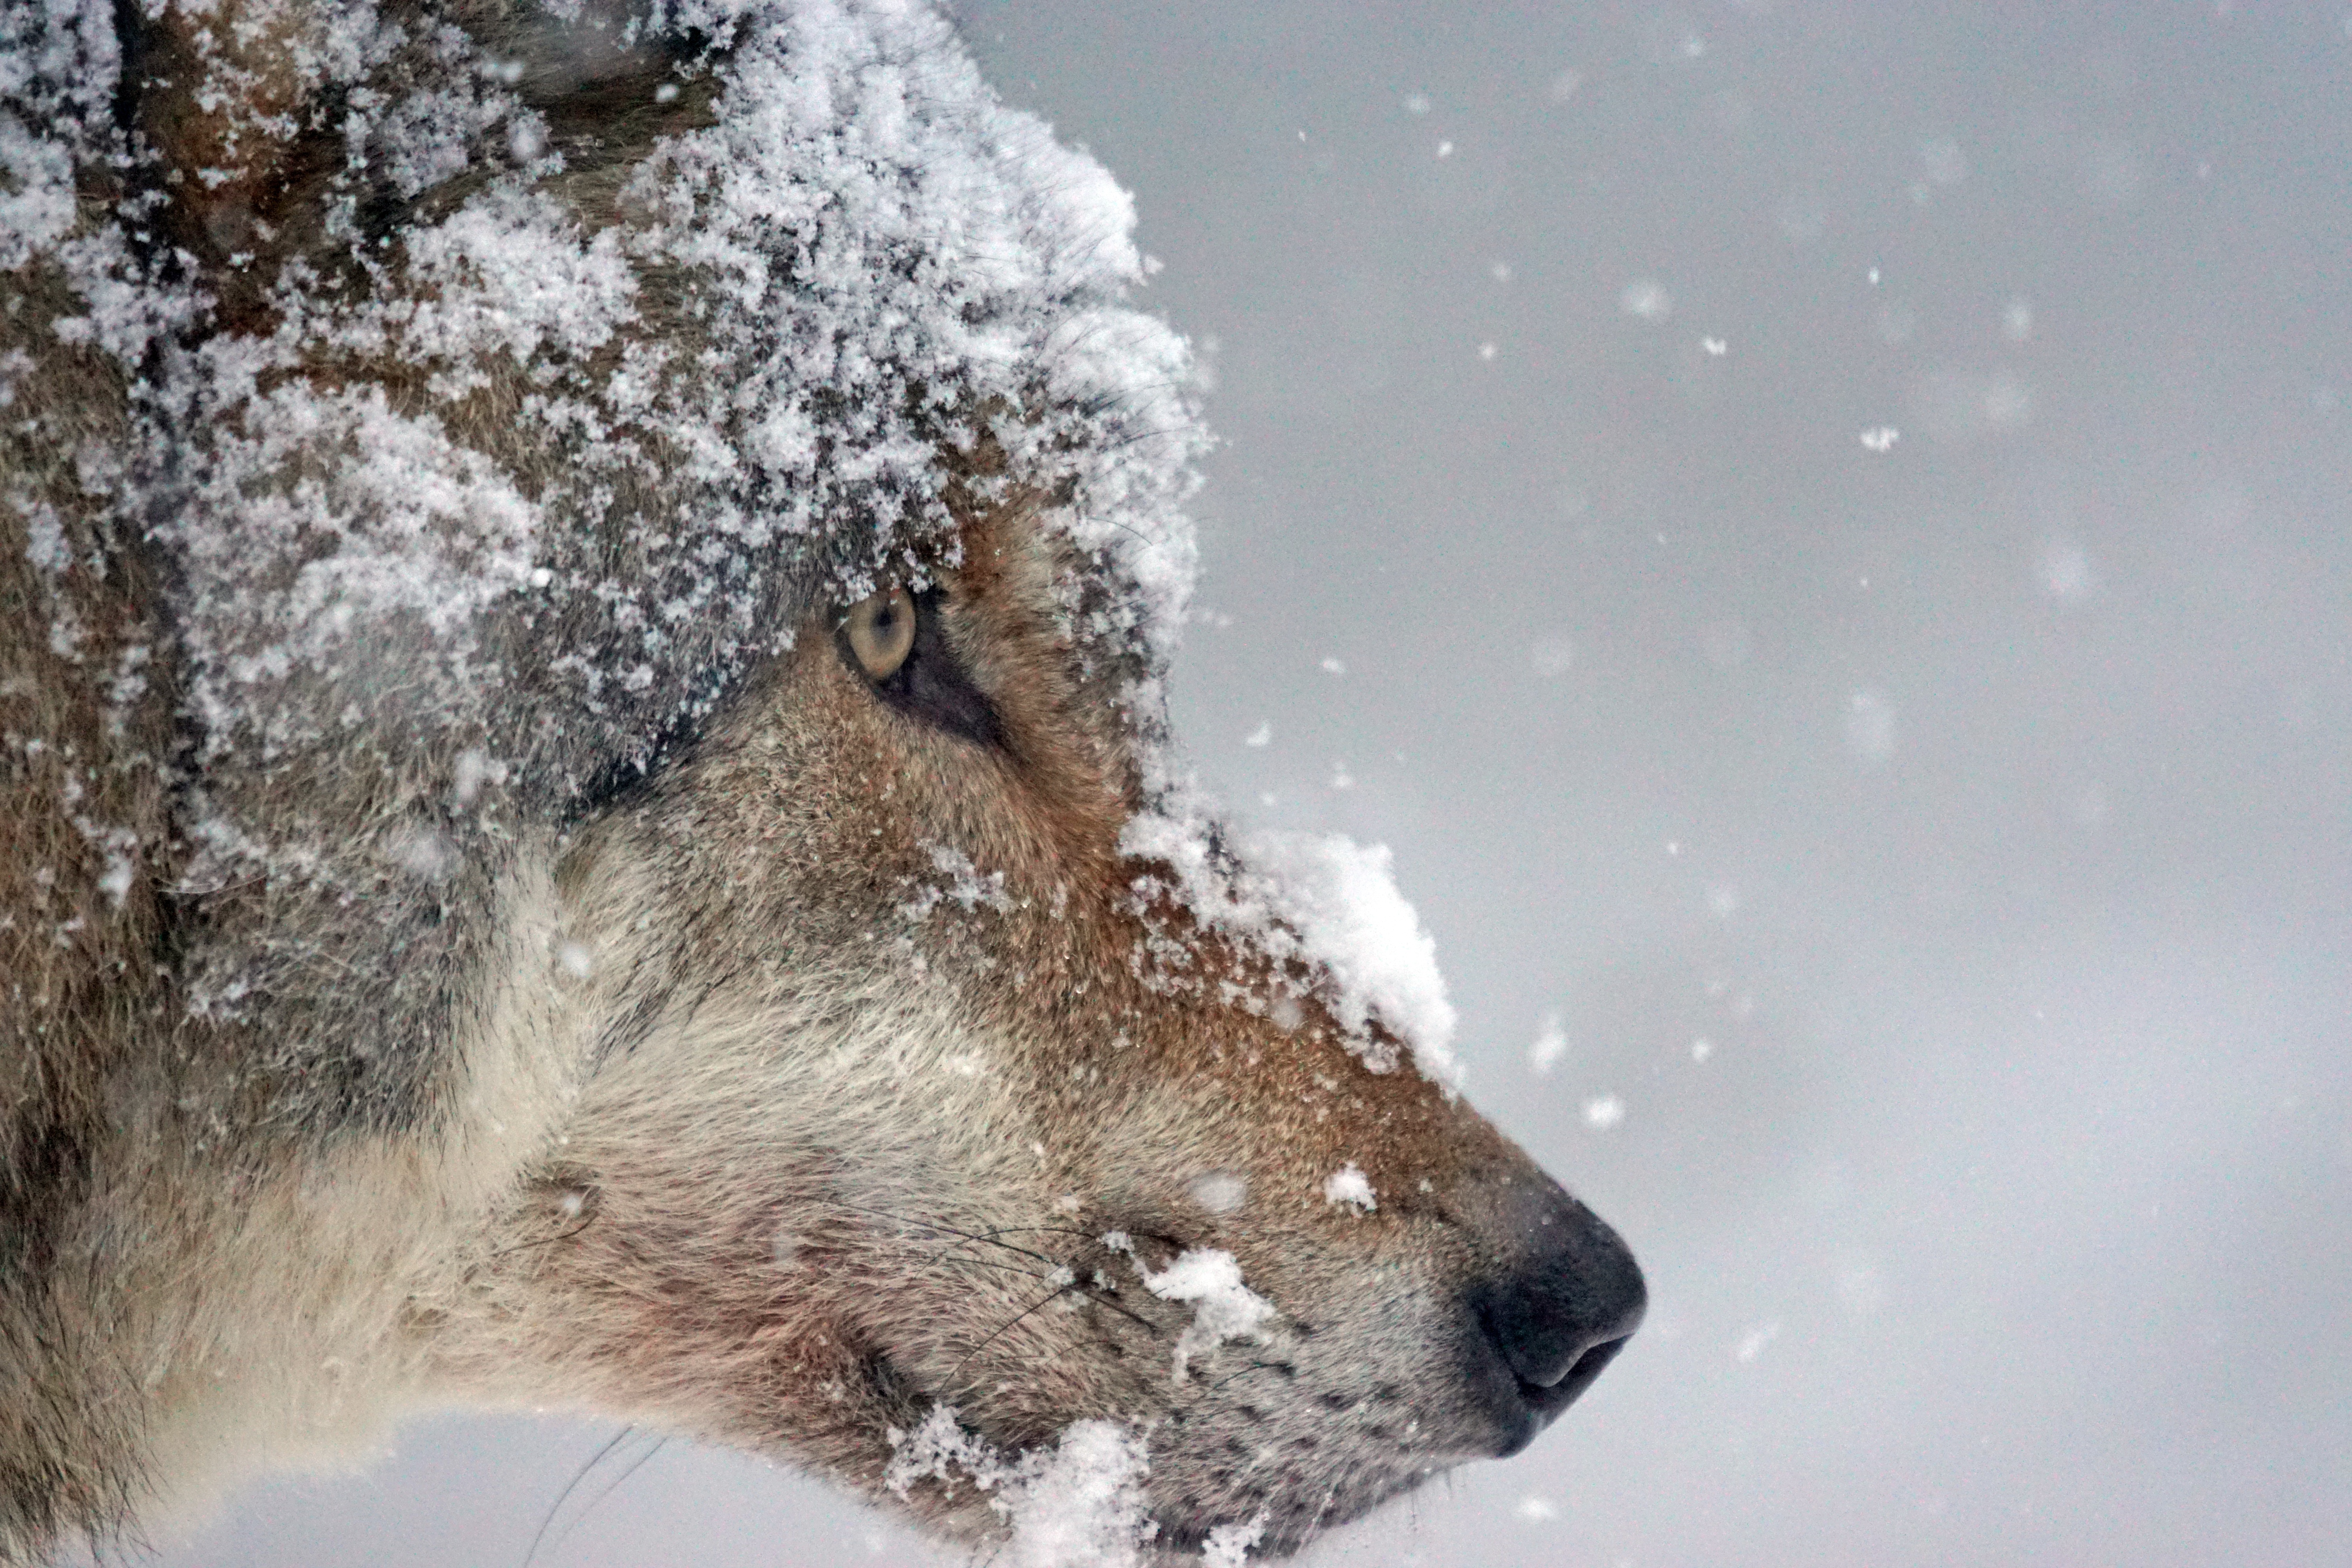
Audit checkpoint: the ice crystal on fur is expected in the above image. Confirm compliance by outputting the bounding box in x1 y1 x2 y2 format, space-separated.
0 4 1648 1559
15 0 1460 1124
0 2 114 270
1002 1421 1154 1568
901 843 1015 920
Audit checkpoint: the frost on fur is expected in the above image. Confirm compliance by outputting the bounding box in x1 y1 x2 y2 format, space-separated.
7 0 1215 1114
899 843 1016 922
1203 1516 1269 1567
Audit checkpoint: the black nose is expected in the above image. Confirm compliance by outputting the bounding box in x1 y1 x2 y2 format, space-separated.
1459 1176 1646 1455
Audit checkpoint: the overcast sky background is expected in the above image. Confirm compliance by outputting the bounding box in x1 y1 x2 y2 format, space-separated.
142 4 2351 1565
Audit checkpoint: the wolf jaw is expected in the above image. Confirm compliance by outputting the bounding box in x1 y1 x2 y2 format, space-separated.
0 2 1643 1562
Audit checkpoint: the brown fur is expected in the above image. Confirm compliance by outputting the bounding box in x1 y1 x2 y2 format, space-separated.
0 3 1639 1561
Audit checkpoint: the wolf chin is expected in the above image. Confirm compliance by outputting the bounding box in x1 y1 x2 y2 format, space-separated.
0 2 1643 1561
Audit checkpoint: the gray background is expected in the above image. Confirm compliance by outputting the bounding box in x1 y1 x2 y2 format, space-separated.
140 3 2351 1564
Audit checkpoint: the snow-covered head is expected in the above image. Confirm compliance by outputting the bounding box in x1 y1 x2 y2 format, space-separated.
3 1 1641 1560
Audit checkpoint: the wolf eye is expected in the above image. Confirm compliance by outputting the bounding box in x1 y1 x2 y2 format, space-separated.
844 586 917 679
835 584 1007 750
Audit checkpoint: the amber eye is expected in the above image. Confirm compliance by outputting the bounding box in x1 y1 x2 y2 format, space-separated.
844 585 917 680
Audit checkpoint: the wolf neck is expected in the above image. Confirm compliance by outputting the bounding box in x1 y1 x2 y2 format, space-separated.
74 854 598 1543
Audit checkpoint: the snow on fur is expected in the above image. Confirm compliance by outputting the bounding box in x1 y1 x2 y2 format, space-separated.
1122 807 1460 1080
5 2 1459 1555
0 2 114 266
886 1408 1154 1567
1140 1247 1279 1383
12 0 1456 1104
23 0 1205 876
1323 1162 1377 1212
633 0 1202 615
1203 1517 1267 1566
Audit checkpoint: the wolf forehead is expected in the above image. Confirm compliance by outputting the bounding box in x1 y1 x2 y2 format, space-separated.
9 0 1208 1133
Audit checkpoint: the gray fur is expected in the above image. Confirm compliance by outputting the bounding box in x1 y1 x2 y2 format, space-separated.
0 4 1635 1562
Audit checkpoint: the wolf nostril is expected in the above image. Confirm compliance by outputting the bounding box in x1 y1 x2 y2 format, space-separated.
1476 1242 1645 1391
1461 1183 1645 1441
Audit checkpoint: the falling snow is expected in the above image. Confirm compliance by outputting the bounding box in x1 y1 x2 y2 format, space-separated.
1619 279 1674 322
1187 1171 1249 1215
1528 1014 1568 1074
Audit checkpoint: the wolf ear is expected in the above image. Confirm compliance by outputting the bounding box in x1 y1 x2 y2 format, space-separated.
125 0 713 324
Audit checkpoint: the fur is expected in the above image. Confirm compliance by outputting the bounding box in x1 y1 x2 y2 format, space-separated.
0 2 1640 1561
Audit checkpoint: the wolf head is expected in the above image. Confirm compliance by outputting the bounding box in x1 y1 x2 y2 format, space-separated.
0 2 1640 1560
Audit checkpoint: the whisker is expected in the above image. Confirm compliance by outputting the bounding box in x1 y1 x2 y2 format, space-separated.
523 1424 634 1568
830 1206 1144 1307
913 1223 1100 1274
1091 422 1196 456
821 1201 1065 1269
924 1255 1157 1334
829 1205 1165 1339
1202 1359 1290 1394
1071 1284 1160 1335
1293 1481 1345 1557
923 1255 1058 1289
943 1282 1076 1393
543 1434 670 1559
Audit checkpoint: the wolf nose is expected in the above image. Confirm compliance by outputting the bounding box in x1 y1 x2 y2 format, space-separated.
1459 1178 1646 1454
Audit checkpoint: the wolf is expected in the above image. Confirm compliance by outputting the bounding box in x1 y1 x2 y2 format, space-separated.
0 1 1644 1561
